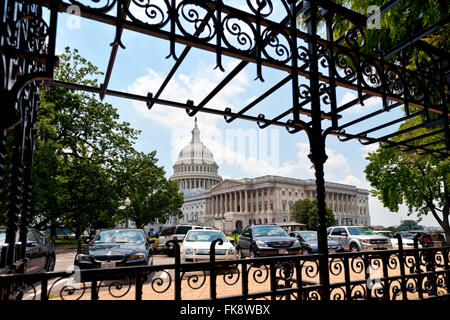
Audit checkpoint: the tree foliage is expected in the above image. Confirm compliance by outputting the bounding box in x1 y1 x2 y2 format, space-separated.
28 47 183 238
290 198 336 230
117 151 184 229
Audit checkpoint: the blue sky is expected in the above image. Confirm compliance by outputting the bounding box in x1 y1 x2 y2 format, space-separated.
48 4 441 228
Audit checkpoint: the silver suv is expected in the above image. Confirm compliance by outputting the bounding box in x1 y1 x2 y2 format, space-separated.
327 226 392 252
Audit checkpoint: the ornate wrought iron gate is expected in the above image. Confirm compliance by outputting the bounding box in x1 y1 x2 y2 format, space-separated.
0 0 449 301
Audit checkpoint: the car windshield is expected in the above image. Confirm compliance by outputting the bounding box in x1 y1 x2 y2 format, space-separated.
185 231 227 242
298 231 317 241
400 232 415 239
347 227 374 236
253 226 288 237
176 226 193 234
93 230 145 244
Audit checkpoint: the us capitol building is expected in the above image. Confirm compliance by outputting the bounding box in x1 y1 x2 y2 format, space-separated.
169 119 371 232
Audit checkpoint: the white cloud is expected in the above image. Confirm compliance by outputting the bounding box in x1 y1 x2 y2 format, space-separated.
340 92 381 115
360 144 379 160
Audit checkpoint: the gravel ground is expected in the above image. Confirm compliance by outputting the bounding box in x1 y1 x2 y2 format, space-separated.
50 253 447 301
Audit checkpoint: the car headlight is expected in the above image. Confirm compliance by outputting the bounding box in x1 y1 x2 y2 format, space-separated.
255 241 268 248
360 239 371 244
184 247 193 255
227 247 236 255
128 253 146 261
75 254 91 262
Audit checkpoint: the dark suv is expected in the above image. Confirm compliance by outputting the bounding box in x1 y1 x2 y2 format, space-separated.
237 224 301 258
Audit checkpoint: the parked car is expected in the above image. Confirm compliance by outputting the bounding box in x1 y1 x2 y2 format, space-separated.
158 225 213 256
237 224 301 258
373 230 416 249
408 230 446 248
0 228 55 273
289 230 341 254
327 226 392 252
74 229 154 270
180 229 237 263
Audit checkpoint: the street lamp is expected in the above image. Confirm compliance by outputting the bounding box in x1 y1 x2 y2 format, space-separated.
124 197 131 228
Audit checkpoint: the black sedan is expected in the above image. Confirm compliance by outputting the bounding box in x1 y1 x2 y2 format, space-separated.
0 228 55 273
289 230 341 255
74 229 154 270
237 224 301 258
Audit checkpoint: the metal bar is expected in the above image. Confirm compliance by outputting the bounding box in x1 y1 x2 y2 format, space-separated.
225 75 292 123
336 102 403 131
187 61 248 116
99 0 131 100
47 80 304 131
339 110 426 142
35 0 448 114
147 10 215 110
186 0 312 117
395 129 445 146
364 116 448 144
383 16 450 58
305 0 330 302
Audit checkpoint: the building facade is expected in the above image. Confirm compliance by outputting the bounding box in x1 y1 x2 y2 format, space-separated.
170 118 222 190
170 121 371 233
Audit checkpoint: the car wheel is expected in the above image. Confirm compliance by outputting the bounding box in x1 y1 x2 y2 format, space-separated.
46 254 55 272
350 244 360 252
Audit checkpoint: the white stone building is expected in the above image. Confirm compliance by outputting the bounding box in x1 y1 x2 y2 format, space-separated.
170 120 371 232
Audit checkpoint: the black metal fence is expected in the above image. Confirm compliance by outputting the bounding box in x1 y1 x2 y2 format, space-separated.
1 238 449 301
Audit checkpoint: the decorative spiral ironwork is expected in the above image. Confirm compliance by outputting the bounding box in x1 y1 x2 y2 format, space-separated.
222 266 241 286
351 256 365 275
261 28 291 63
360 61 382 89
245 0 274 17
222 15 256 53
297 45 311 71
344 26 365 50
106 277 133 298
182 271 207 290
334 51 357 82
350 284 366 300
331 287 346 300
176 1 216 41
126 0 170 27
276 261 294 281
150 270 172 293
67 0 117 13
248 263 269 284
384 67 404 96
302 259 319 279
390 279 402 300
58 281 87 300
329 257 344 276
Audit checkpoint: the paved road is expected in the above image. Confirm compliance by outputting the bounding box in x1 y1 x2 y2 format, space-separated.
18 250 175 300
54 250 175 272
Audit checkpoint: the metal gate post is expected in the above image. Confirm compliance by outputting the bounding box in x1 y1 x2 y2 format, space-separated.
305 0 330 301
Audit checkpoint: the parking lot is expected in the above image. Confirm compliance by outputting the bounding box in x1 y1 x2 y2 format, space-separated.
15 247 442 301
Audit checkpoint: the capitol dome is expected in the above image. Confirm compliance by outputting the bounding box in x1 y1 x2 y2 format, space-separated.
170 118 222 191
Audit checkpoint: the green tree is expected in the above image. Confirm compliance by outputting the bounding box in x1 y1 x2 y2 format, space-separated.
25 47 183 244
290 198 336 230
334 0 450 245
31 47 140 237
118 151 184 229
398 220 423 232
